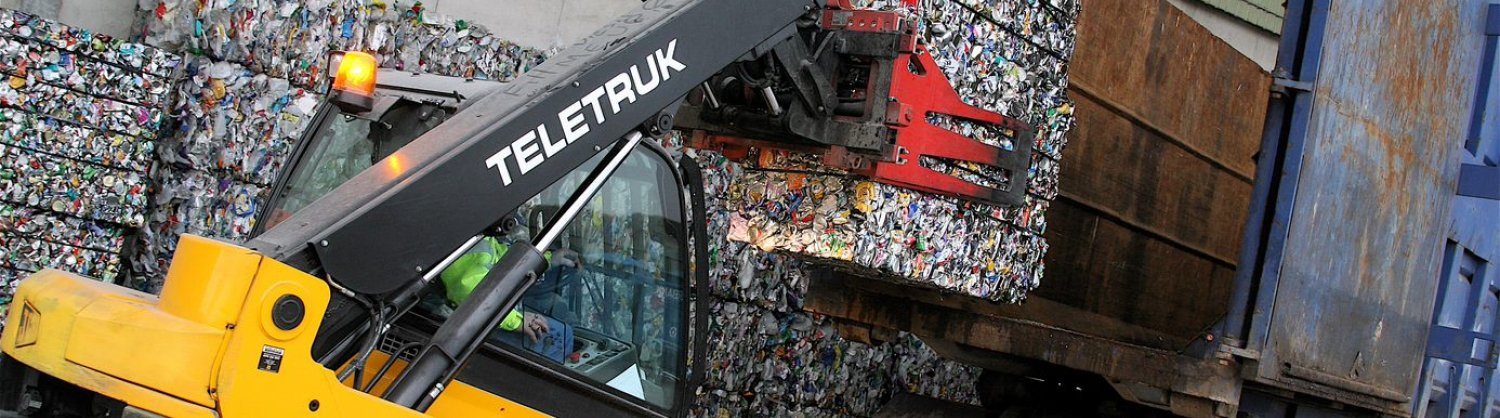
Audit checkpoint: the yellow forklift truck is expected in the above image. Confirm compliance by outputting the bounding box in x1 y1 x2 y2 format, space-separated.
0 1 1035 416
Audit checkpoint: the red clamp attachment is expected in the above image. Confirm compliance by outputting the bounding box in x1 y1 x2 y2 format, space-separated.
859 44 1035 207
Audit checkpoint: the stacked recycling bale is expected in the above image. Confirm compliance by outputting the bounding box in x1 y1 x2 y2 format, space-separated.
681 0 1080 412
683 144 983 417
717 0 1078 303
693 302 981 417
142 0 546 88
129 57 322 280
0 9 180 323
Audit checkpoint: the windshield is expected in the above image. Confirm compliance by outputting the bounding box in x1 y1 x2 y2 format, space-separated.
259 101 448 232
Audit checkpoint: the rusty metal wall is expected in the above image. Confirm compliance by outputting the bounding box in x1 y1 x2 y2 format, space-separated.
1038 0 1269 346
1250 1 1484 411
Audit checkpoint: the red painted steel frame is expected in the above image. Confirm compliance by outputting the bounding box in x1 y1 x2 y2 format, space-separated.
688 6 1033 206
865 43 1032 203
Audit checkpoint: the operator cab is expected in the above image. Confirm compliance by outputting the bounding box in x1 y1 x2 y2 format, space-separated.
254 66 505 234
250 53 698 416
400 147 689 410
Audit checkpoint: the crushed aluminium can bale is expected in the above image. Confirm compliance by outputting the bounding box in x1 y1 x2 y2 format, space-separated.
0 108 156 172
141 0 551 89
0 10 180 77
0 9 174 316
679 144 983 416
0 142 149 226
0 35 174 108
0 70 165 139
125 56 321 288
683 0 1080 408
693 300 981 418
697 0 1077 303
0 202 130 250
0 201 129 285
0 234 121 282
156 57 322 186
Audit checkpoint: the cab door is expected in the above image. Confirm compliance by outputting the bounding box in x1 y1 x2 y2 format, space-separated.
364 141 705 417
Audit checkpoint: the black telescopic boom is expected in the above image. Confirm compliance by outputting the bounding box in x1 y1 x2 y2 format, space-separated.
247 0 818 296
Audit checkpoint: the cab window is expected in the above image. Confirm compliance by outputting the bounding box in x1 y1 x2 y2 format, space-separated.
417 147 688 411
260 101 448 231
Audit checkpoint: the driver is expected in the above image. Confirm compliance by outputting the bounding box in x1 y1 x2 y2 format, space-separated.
439 233 580 351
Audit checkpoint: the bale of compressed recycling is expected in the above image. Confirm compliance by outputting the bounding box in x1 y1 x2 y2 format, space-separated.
0 9 179 311
129 56 323 280
692 257 984 417
709 0 1078 303
141 0 548 88
685 0 1081 409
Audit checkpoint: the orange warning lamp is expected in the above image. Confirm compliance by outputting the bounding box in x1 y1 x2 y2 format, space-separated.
331 51 377 112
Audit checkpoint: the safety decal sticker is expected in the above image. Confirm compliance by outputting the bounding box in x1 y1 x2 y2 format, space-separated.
258 345 285 373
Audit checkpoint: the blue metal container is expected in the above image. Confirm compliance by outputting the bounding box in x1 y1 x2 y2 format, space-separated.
1228 1 1500 416
1410 1 1500 415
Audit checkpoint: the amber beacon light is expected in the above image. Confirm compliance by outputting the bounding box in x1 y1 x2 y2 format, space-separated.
331 50 377 112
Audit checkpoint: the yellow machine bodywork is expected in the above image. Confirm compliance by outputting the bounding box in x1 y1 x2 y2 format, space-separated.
0 235 545 417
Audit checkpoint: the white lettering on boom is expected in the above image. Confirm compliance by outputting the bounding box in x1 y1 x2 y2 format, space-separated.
486 39 685 186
